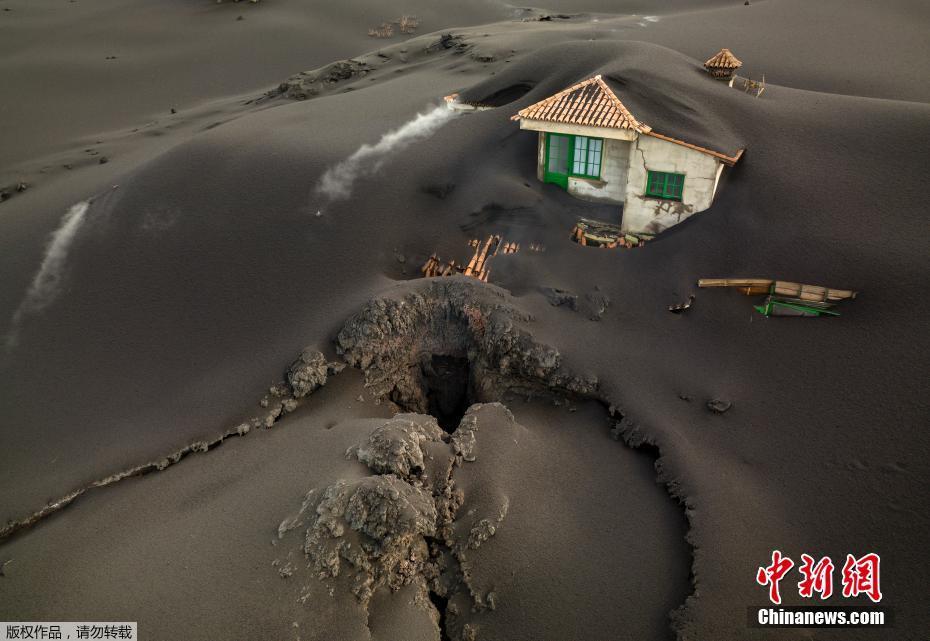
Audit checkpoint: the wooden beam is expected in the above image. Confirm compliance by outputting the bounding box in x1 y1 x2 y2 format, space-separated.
698 278 774 288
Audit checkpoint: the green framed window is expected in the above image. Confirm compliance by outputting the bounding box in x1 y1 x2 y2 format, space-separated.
547 134 570 174
544 133 603 189
571 136 602 179
645 171 685 200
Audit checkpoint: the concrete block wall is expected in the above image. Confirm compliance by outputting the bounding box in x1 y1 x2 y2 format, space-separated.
621 135 721 234
534 134 630 205
567 138 630 205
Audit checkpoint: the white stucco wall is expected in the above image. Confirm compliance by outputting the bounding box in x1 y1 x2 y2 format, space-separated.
567 138 630 204
527 122 729 234
621 135 722 234
534 133 630 205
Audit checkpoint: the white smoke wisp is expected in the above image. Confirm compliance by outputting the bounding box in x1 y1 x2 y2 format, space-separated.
5 200 90 350
317 103 458 202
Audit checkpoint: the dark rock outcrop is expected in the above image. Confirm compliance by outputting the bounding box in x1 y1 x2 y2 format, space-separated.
542 287 579 311
354 414 447 478
335 277 598 414
277 59 375 100
283 404 513 639
287 348 344 398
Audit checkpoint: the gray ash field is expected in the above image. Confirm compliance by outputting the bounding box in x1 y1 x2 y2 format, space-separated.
1 1 928 640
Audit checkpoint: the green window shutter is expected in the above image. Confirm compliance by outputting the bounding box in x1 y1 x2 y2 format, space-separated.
645 170 685 200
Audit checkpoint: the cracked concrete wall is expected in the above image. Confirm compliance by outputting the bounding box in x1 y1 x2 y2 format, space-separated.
566 138 629 205
530 127 721 231
621 134 722 234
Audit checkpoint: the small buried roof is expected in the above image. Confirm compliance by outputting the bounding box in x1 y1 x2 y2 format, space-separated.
511 75 650 132
704 48 743 70
512 75 744 166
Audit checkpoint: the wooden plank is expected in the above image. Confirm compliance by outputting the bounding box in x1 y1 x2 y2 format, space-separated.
701 278 857 301
698 278 774 288
464 248 479 276
422 254 439 276
736 285 771 296
474 236 495 274
773 281 857 301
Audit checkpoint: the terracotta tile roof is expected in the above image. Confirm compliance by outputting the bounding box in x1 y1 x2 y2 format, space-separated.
510 75 650 132
704 48 742 70
511 75 744 165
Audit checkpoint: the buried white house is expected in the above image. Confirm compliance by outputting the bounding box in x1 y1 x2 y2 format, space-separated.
511 75 744 235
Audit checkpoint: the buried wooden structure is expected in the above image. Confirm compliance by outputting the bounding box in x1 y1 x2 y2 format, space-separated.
698 278 857 317
736 75 766 98
704 48 743 81
422 234 534 282
571 218 654 248
698 279 857 302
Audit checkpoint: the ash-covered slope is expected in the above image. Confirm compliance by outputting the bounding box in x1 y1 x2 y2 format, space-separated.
0 366 689 641
1 8 928 641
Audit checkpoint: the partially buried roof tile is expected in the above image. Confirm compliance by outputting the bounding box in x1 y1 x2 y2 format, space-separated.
512 75 650 132
704 48 742 70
